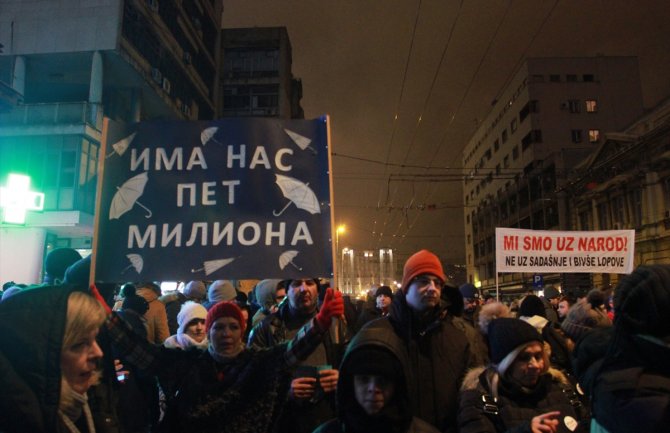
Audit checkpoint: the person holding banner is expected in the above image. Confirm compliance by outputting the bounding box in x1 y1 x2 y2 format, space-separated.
104 289 344 433
248 278 347 433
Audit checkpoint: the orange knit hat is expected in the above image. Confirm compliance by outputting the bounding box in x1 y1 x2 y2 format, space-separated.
401 249 446 292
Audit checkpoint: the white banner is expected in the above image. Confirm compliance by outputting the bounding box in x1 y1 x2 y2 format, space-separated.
495 228 635 274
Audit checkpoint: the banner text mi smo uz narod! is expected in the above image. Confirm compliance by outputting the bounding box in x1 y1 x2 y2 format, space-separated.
495 227 635 274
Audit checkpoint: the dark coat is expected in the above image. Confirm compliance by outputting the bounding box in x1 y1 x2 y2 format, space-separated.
353 305 382 334
361 292 473 433
315 418 438 433
313 321 440 433
248 300 347 433
0 285 105 433
108 312 327 433
160 291 186 336
590 332 670 433
458 367 589 433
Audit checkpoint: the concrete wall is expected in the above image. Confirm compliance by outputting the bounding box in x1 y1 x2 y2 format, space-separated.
0 0 121 55
0 226 46 284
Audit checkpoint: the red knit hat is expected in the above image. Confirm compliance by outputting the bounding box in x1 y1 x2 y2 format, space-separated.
401 249 446 292
205 301 246 334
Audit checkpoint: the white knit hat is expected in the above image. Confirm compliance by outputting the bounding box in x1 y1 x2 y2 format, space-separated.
177 301 208 335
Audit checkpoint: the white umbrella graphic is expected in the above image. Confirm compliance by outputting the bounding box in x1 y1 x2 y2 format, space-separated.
105 132 136 159
273 174 321 216
284 128 316 154
191 257 236 276
109 172 153 220
122 254 144 274
279 250 302 271
200 127 223 146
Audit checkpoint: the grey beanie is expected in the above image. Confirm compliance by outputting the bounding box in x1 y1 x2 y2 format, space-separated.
208 280 236 303
183 280 206 300
561 300 612 341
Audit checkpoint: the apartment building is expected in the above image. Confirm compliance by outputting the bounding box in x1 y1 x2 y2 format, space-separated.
462 57 644 294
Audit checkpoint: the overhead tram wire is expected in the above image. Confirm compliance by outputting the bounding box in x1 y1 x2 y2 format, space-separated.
399 0 513 246
381 0 465 251
398 0 561 247
372 0 424 244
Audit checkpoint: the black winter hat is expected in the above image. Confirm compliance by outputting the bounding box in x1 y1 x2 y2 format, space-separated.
614 265 670 338
122 294 149 315
63 255 91 289
519 295 546 318
487 318 543 364
459 283 479 299
44 248 82 284
375 285 393 298
543 286 560 300
346 346 402 380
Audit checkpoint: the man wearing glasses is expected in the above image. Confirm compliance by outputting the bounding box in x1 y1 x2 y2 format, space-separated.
360 250 473 433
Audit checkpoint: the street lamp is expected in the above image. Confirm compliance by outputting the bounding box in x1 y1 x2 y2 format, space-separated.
335 225 345 290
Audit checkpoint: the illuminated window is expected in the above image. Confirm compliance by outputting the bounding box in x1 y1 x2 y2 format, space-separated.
589 129 600 143
586 99 598 112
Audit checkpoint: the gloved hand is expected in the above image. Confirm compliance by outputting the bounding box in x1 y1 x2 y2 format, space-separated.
90 284 112 315
315 288 344 330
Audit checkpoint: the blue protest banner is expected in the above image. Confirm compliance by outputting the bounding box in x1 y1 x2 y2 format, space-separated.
94 117 332 282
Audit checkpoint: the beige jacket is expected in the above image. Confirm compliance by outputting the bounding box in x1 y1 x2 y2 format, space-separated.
137 287 170 344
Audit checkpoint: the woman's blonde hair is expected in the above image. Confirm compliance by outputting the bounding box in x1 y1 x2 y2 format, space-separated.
62 291 106 350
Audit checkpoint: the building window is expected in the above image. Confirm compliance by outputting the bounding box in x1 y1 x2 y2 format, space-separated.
502 129 508 143
629 189 642 227
522 132 532 151
532 74 544 82
510 118 517 133
485 149 492 160
571 130 582 143
549 74 561 82
566 74 578 82
503 155 510 168
579 209 592 230
586 99 598 112
589 129 600 142
512 145 519 160
568 99 581 113
494 139 500 152
583 74 595 82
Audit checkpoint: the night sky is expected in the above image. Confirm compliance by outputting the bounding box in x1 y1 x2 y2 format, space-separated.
223 0 670 265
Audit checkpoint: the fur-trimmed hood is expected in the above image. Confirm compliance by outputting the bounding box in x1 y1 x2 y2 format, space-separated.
460 365 570 392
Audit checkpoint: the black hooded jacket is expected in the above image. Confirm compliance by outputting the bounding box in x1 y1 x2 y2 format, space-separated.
360 291 473 433
314 323 439 433
0 285 101 433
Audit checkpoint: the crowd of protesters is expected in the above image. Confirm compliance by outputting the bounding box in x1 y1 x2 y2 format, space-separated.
1 246 669 433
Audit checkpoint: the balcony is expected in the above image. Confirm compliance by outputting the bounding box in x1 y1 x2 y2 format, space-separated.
0 101 103 134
